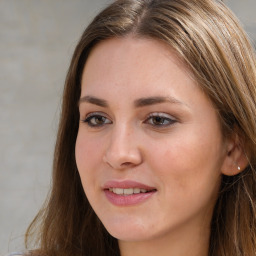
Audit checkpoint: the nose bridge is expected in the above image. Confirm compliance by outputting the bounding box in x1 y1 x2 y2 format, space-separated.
104 121 142 169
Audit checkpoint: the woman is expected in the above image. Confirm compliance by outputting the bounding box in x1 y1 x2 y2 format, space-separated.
24 0 256 255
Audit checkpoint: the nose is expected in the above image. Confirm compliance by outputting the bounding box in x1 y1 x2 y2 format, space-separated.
103 124 143 170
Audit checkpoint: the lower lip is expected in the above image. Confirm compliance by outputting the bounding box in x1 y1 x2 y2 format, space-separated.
104 190 156 206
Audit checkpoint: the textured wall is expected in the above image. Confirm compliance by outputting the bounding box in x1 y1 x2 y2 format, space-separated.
0 0 255 254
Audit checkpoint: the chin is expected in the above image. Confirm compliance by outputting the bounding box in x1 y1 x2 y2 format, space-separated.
108 228 151 242
101 216 157 242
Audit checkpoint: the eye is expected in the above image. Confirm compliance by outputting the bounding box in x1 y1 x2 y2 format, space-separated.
145 113 176 127
82 113 112 127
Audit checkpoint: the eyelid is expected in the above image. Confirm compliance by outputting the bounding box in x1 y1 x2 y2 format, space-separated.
81 111 109 120
147 112 175 118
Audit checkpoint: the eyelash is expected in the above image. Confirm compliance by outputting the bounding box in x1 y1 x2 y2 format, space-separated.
144 113 177 127
82 112 112 127
81 112 177 128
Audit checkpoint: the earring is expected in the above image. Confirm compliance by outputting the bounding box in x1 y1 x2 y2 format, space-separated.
238 166 241 171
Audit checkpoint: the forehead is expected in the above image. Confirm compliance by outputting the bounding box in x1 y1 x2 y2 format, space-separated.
81 36 195 96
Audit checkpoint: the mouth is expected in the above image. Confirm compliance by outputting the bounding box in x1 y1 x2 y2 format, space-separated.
107 187 157 195
103 180 157 206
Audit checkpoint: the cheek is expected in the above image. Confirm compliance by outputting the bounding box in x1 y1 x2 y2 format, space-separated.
154 139 222 219
150 128 223 193
75 133 107 210
76 130 101 165
75 133 87 171
75 132 101 187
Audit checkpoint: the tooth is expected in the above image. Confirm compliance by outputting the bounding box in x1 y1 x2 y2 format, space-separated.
114 188 124 195
133 188 140 194
124 188 133 195
111 187 150 195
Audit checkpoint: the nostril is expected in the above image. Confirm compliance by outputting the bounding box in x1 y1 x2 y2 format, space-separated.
122 162 132 166
120 162 140 169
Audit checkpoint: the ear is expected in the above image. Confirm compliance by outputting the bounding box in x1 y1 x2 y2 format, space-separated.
221 131 249 176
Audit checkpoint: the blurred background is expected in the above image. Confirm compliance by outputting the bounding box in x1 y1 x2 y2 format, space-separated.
0 0 255 254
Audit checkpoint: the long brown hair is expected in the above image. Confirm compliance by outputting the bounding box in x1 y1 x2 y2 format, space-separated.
25 0 256 255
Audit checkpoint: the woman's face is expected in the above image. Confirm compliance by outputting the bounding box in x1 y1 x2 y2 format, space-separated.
76 37 229 243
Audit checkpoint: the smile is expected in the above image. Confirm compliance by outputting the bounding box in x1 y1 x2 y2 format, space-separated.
109 187 155 195
103 181 157 206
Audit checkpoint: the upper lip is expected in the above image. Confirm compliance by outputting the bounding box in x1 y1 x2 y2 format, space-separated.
103 180 156 190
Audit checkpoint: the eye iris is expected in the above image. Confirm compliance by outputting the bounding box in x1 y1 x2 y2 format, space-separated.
153 116 165 125
94 116 105 124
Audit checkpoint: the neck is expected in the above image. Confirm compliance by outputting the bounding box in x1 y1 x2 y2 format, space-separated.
118 221 210 256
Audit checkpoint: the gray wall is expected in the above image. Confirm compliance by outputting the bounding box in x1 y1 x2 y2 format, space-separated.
0 0 255 254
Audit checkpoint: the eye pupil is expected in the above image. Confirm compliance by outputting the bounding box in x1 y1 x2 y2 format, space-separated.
95 116 105 124
153 116 164 125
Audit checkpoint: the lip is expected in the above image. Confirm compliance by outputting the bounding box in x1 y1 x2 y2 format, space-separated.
103 180 156 190
103 180 157 206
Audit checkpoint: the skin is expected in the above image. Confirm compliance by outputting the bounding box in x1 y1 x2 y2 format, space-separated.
75 37 234 256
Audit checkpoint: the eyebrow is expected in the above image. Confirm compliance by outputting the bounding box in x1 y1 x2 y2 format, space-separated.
134 96 185 107
78 95 108 107
78 95 186 108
